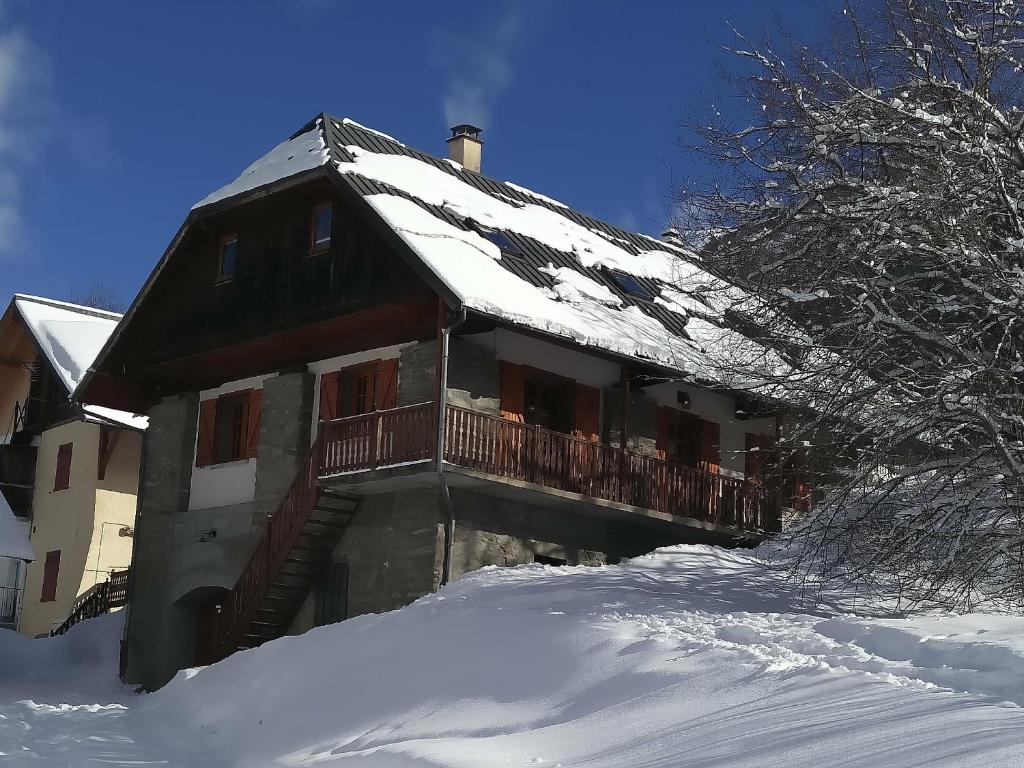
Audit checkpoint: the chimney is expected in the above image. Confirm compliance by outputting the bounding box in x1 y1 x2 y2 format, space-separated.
447 124 483 172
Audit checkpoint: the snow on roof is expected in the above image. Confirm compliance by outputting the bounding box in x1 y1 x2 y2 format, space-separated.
193 122 330 209
11 295 147 431
81 405 149 432
0 492 33 561
367 194 710 371
186 114 779 382
14 295 121 394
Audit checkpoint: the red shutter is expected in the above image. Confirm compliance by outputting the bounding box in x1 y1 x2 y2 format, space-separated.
376 358 399 410
41 549 60 602
572 384 600 442
499 362 525 422
196 399 217 467
319 372 340 422
53 443 73 490
244 389 263 459
699 419 720 474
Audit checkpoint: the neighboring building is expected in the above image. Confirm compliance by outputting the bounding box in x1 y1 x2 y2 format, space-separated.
80 115 801 689
0 493 34 629
0 295 146 637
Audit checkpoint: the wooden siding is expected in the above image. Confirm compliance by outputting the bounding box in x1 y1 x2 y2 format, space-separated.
107 178 433 382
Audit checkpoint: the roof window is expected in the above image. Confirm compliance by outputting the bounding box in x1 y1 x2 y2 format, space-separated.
470 221 522 255
608 270 654 300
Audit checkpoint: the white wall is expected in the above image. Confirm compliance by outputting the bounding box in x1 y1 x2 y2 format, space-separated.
307 343 413 444
488 329 622 389
188 374 274 511
642 381 775 478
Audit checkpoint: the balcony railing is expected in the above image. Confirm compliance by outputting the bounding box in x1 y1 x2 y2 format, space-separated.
319 403 777 533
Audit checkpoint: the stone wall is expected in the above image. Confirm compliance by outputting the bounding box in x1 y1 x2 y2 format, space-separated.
254 371 315 520
122 392 199 689
446 487 667 578
124 371 316 689
289 488 444 634
397 340 437 407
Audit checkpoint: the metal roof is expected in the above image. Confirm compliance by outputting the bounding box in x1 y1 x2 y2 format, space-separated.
317 115 695 344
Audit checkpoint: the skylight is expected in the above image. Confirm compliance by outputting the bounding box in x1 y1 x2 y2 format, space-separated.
608 270 654 300
472 223 522 255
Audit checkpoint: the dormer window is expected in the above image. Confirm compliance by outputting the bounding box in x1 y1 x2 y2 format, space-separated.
608 269 654 300
218 235 238 281
311 203 332 251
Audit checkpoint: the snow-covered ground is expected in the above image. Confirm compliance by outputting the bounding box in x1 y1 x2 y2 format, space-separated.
4 545 1024 766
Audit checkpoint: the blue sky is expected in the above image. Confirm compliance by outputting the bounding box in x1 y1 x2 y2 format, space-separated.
0 1 839 308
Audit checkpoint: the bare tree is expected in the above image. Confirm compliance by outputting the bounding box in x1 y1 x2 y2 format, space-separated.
69 283 123 313
681 0 1024 610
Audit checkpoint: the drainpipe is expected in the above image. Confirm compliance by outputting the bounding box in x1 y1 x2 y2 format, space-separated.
437 300 467 587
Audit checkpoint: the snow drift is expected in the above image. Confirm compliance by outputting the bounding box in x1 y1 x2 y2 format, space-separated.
5 546 1024 766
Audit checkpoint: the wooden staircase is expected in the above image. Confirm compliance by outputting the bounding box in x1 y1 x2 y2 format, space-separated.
239 488 358 649
214 435 360 660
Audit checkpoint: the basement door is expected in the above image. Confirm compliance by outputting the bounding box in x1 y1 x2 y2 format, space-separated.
316 561 349 627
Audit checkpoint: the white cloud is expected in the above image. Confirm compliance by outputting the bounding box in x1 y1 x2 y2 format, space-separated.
0 15 48 257
430 3 523 130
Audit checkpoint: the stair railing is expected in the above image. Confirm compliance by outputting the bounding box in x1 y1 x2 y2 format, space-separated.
51 569 130 637
214 434 325 658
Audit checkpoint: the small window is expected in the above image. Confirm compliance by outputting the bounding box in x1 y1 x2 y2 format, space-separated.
218 235 238 281
213 393 248 463
534 554 566 566
470 221 521 255
311 203 332 250
41 550 60 602
53 442 72 491
608 270 654 300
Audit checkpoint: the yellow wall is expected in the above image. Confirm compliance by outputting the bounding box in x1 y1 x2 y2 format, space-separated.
18 420 141 637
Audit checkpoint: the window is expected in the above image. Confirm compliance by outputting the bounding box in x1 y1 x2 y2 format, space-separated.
534 554 566 566
523 371 574 434
658 409 701 467
217 235 238 281
318 360 399 422
608 269 654 300
41 550 60 602
480 228 521 255
213 392 249 464
195 389 263 467
311 203 332 250
53 442 72 491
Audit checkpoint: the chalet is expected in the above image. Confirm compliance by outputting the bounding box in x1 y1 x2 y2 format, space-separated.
0 295 145 636
80 115 799 690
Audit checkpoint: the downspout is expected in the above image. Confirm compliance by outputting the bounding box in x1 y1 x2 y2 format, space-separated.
437 301 467 587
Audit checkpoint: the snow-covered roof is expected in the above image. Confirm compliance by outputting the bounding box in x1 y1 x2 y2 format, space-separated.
189 114 767 382
0 492 33 561
9 295 147 430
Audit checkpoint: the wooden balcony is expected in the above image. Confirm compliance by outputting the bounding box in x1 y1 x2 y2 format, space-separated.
319 403 778 535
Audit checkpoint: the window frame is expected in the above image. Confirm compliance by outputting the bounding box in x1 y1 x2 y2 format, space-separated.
53 442 73 491
607 269 655 300
216 234 239 283
309 202 333 253
522 366 575 435
212 391 250 465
